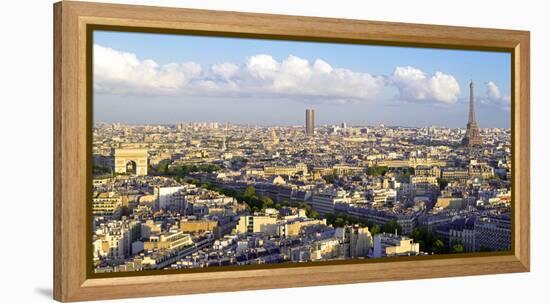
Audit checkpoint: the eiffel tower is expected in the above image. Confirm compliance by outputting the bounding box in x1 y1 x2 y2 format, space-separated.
461 80 483 148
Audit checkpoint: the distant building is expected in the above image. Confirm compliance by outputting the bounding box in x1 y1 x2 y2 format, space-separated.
414 165 441 177
263 163 308 177
410 175 439 198
468 160 495 179
376 158 447 169
441 167 470 182
305 109 315 135
332 164 364 176
270 128 279 144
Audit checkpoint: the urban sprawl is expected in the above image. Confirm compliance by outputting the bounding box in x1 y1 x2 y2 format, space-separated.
92 81 511 273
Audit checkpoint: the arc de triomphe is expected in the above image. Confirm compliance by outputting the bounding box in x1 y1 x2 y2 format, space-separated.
114 149 148 176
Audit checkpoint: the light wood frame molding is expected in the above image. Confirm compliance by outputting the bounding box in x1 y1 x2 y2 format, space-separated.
53 1 530 301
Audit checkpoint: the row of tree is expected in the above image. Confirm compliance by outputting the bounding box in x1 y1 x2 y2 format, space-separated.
366 165 389 177
410 226 446 254
409 226 466 254
93 165 111 176
182 179 305 214
323 213 403 236
149 161 220 177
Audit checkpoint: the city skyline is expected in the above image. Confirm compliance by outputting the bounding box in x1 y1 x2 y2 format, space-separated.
93 31 511 128
91 32 512 272
95 81 503 132
92 105 512 272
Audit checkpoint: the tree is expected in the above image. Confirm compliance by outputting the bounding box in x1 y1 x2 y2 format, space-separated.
261 196 274 209
433 239 446 254
165 163 221 177
243 186 257 199
295 203 319 219
410 226 439 253
93 165 111 175
322 173 337 184
119 206 131 217
370 224 381 235
382 219 402 235
156 159 171 175
452 244 464 253
367 165 389 177
279 200 291 208
185 178 200 185
323 212 371 228
308 209 320 219
325 213 336 225
220 188 238 198
399 167 415 182
437 178 449 190
247 196 263 212
334 217 346 227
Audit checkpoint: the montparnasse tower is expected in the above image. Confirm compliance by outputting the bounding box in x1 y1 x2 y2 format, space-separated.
461 80 483 148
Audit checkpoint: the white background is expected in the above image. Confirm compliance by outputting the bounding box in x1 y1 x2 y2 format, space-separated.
0 0 547 302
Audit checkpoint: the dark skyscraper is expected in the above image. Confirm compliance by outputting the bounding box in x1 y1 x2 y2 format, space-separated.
306 109 315 135
462 81 483 147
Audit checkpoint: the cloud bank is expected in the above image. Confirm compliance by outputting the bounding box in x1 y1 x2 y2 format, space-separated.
389 66 460 104
94 44 463 105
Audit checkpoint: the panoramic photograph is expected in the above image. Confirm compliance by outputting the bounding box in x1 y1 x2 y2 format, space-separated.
91 30 512 273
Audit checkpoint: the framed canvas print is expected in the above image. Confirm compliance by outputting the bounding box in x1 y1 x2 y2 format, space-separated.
53 1 530 302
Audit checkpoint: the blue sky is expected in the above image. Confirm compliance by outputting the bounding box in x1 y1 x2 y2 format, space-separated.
93 30 511 128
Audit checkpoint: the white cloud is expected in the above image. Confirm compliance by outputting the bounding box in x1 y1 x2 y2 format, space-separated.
242 54 385 100
94 44 468 105
245 54 280 80
211 63 239 80
389 66 460 104
486 81 502 99
94 45 386 102
484 81 511 110
93 44 201 94
313 59 333 74
429 72 461 103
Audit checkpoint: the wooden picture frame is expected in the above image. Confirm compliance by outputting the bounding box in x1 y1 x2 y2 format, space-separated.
53 1 530 301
